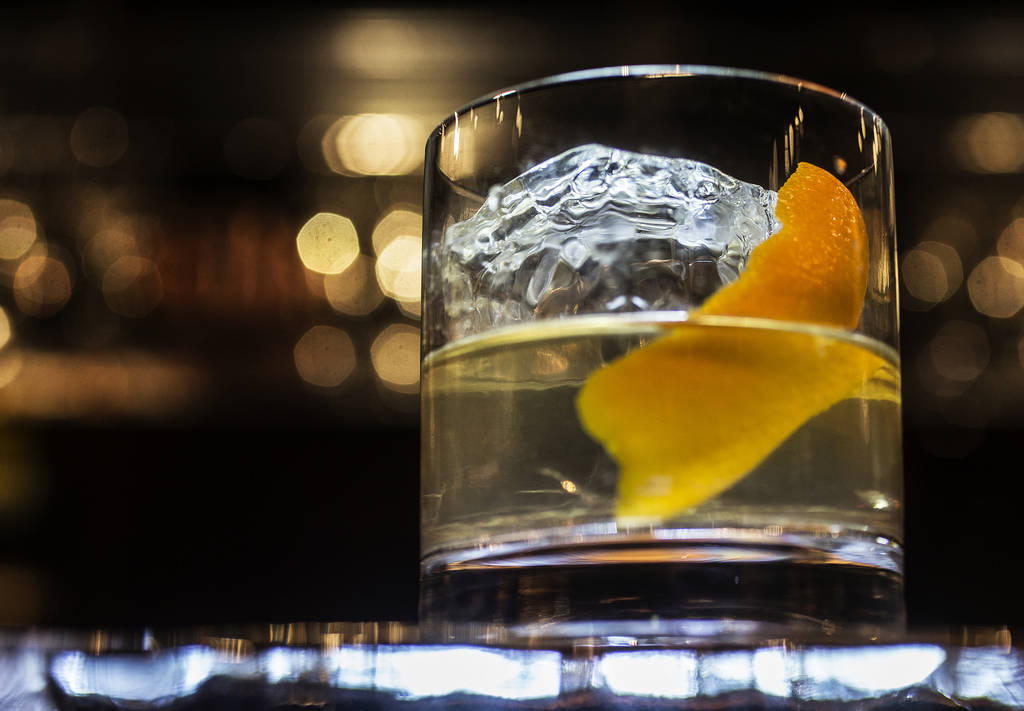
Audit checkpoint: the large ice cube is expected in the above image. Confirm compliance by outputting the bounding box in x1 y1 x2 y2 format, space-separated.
438 144 780 342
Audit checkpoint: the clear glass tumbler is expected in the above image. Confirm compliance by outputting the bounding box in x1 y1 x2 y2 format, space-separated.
419 66 901 635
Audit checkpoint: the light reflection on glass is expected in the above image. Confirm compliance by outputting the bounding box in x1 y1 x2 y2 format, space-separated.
597 650 699 698
13 252 73 318
0 198 37 260
370 646 561 700
370 323 420 392
293 325 357 387
801 645 946 697
70 107 129 168
967 255 1024 317
296 213 360 275
375 235 420 302
323 254 385 316
50 648 217 703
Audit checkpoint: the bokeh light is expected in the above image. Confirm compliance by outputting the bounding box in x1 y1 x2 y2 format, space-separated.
293 325 357 387
332 17 420 78
901 240 963 305
13 253 72 318
102 256 164 317
323 114 422 176
375 235 420 302
0 198 37 260
296 212 360 275
224 117 289 180
967 255 1024 317
370 323 420 392
952 112 1024 173
70 107 129 168
372 206 421 254
85 220 140 275
928 320 990 383
0 350 23 390
997 217 1024 264
921 212 979 263
0 306 11 350
323 254 385 316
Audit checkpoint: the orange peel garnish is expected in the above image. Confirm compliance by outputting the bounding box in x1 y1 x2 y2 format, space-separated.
576 162 894 520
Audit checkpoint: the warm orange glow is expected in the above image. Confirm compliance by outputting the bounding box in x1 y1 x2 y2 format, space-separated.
102 255 164 317
370 323 419 392
0 350 22 389
375 235 420 302
13 254 72 317
293 325 357 387
0 349 203 416
323 254 385 316
0 198 37 261
70 107 129 167
0 306 11 351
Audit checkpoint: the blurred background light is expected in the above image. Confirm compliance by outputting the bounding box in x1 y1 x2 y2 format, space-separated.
102 255 164 318
375 235 420 302
293 325 357 387
0 305 11 350
902 240 963 306
370 323 420 393
996 217 1024 263
0 197 37 260
372 206 421 254
13 252 73 318
929 320 990 384
952 112 1024 174
324 114 423 176
324 254 385 316
296 212 360 275
967 255 1024 317
69 107 129 168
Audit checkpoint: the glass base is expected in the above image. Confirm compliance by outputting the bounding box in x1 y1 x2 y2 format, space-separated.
419 529 905 641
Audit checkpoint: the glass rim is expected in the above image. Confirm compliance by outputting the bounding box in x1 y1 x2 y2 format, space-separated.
431 64 889 137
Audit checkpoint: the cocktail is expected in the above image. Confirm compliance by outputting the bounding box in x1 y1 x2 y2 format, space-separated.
419 66 901 635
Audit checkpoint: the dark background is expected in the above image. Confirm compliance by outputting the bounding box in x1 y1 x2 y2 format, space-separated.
2 1 1023 632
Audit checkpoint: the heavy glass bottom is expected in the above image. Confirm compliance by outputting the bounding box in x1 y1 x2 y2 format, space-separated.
420 526 905 640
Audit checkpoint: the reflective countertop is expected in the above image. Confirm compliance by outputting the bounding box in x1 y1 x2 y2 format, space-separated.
2 622 1022 710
